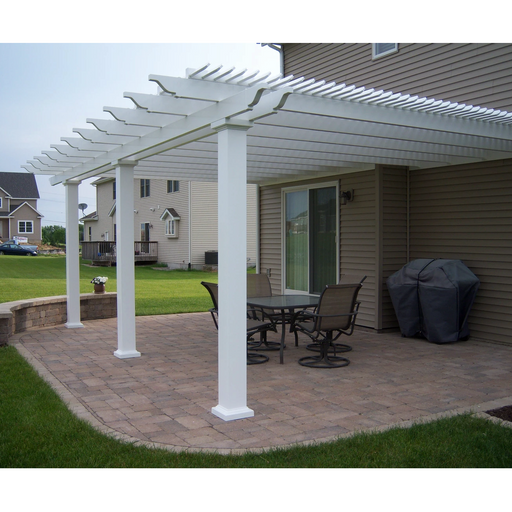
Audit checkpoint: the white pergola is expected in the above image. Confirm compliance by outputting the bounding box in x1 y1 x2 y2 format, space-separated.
25 64 512 421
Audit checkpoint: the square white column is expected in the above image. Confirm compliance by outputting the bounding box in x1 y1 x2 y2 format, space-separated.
211 119 254 421
113 161 140 359
64 181 83 329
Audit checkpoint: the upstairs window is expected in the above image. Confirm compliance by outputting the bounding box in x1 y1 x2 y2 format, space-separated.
140 179 150 198
372 43 398 60
167 180 180 193
113 181 116 200
0 197 2 208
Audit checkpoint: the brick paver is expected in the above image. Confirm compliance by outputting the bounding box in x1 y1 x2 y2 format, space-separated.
11 312 512 454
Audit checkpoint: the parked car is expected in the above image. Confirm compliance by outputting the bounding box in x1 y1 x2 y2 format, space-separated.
0 242 38 256
2 239 39 252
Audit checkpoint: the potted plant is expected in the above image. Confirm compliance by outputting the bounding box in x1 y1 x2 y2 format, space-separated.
91 276 108 294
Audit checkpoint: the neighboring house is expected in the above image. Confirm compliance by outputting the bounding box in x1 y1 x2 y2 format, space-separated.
0 172 43 244
256 43 512 344
82 177 257 269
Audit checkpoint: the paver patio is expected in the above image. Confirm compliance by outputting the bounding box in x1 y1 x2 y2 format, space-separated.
11 312 512 454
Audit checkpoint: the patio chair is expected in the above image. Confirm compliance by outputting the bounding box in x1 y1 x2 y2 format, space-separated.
246 273 282 351
304 274 366 355
292 283 362 368
247 273 307 348
201 281 276 365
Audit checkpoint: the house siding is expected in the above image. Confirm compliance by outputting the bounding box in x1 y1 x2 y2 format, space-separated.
88 179 257 269
260 172 382 329
10 203 42 244
339 170 378 328
259 185 283 294
381 167 409 330
408 161 512 344
283 43 512 111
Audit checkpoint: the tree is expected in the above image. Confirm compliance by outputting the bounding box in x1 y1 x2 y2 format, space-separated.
42 225 66 246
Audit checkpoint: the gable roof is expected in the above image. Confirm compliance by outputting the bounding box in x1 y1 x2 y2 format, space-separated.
0 172 40 199
81 211 98 221
8 201 43 218
159 208 181 221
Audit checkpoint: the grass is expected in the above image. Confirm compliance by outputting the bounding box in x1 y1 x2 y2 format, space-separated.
2 345 512 468
1 256 512 470
0 255 216 315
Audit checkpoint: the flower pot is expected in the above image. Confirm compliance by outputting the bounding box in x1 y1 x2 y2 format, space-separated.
94 284 106 294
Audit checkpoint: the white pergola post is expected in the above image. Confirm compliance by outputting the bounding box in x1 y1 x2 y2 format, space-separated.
211 119 254 421
113 160 140 359
64 181 83 329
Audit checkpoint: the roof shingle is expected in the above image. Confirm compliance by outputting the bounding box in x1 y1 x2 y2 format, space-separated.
0 172 40 199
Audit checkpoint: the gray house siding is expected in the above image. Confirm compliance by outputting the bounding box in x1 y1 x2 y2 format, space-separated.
283 43 512 111
408 160 512 344
87 179 257 269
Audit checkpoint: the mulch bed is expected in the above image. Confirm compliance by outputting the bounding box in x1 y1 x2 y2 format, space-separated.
485 405 512 422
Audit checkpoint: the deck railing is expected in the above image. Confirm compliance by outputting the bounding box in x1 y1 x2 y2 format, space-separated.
81 241 158 265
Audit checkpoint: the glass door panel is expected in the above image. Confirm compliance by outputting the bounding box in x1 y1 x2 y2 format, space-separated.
285 190 308 291
284 185 337 294
309 187 337 294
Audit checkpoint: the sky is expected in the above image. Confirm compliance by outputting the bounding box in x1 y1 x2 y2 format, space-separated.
0 43 280 226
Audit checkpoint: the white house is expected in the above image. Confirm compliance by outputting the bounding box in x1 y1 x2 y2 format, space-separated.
82 177 258 269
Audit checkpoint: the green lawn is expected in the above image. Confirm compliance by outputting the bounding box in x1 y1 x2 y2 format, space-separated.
1 256 512 470
0 255 216 315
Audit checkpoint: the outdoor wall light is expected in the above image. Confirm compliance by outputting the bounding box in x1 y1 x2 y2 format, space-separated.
134 210 138 214
340 189 354 205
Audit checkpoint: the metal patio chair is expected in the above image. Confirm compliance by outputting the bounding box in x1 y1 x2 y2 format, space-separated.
247 273 309 349
246 273 283 351
201 281 276 365
292 283 362 368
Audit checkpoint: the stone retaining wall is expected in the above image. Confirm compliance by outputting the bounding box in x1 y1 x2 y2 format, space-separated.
0 293 117 345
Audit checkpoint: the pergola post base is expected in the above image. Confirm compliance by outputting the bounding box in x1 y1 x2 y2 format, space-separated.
65 322 84 329
114 349 141 359
211 405 254 422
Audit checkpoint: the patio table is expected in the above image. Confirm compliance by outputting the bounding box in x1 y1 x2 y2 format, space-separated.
247 294 319 364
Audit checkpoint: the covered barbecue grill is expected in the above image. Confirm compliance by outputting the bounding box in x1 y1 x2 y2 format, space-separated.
386 259 480 343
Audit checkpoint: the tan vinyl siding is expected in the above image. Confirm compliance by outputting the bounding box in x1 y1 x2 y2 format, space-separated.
409 161 512 344
339 171 377 328
283 43 512 111
381 167 409 330
259 185 282 294
260 172 383 328
191 181 218 266
145 179 190 267
246 184 257 267
191 182 258 267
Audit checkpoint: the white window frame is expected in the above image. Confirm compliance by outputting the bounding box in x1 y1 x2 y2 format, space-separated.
140 179 150 198
18 220 34 234
281 181 339 295
372 43 398 60
167 180 180 193
165 219 179 238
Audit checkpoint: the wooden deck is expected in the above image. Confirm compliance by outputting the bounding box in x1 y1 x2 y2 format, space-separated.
81 241 158 266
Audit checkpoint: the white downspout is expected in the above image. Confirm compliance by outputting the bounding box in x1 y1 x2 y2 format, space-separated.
256 184 260 274
188 181 192 269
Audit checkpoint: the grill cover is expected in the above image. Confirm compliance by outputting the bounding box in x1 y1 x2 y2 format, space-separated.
386 259 480 343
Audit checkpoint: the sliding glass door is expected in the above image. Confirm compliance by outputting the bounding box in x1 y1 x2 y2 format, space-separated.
284 184 338 294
